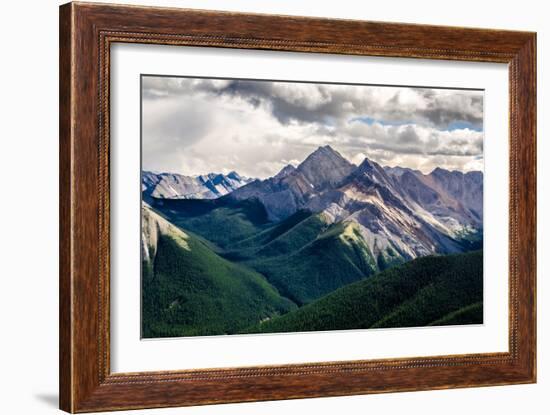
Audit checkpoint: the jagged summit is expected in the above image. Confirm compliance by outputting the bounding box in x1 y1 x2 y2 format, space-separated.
143 143 485 281
227 171 242 180
356 157 376 173
273 164 296 180
142 170 252 200
300 145 347 165
430 166 464 177
314 144 340 154
384 166 423 178
349 156 397 190
296 145 355 190
143 146 484 257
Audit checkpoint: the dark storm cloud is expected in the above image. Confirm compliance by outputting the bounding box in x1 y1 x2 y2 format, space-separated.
418 90 483 129
142 77 483 130
141 76 484 176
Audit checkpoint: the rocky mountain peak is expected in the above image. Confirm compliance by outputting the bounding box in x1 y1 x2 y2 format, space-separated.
227 171 242 181
430 166 461 178
273 164 296 180
189 146 484 245
351 156 396 189
301 145 345 164
143 170 251 200
356 157 376 172
296 145 355 190
384 166 416 178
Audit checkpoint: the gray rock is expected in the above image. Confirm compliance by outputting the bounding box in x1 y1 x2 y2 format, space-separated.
142 171 253 200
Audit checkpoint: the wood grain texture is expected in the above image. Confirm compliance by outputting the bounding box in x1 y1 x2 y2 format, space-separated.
59 2 537 412
59 3 73 411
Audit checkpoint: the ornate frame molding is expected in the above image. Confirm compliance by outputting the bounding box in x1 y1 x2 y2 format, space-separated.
60 2 536 412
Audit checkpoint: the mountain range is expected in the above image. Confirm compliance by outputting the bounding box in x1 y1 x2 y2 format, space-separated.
229 145 482 261
141 145 483 337
142 170 252 201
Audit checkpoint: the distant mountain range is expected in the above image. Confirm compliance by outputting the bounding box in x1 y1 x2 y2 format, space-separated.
142 170 252 200
141 145 483 337
228 145 482 261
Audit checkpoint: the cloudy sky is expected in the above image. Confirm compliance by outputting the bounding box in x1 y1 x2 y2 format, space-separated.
142 76 483 179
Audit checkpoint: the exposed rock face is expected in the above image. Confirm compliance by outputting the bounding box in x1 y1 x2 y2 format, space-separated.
385 165 483 230
141 203 190 270
230 146 355 221
230 145 483 261
142 171 252 200
273 164 296 180
428 168 483 223
294 145 355 190
143 145 483 264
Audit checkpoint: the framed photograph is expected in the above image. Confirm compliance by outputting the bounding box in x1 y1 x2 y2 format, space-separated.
59 2 536 412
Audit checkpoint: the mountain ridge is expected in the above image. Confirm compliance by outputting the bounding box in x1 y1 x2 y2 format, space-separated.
144 145 482 264
242 250 483 334
141 145 484 338
141 203 296 337
224 145 482 262
142 170 253 201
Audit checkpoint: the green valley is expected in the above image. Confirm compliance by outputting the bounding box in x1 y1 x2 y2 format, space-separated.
151 199 389 305
144 195 484 338
141 206 296 338
139 89 485 339
242 250 483 334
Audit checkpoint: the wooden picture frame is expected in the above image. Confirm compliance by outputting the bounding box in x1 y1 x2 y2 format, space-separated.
59 2 536 412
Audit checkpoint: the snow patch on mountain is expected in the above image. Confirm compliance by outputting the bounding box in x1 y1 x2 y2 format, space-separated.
142 171 253 200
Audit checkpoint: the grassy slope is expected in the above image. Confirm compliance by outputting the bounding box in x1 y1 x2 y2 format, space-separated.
142 220 296 338
149 199 482 335
247 221 379 305
229 211 325 258
243 250 483 334
154 198 270 248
